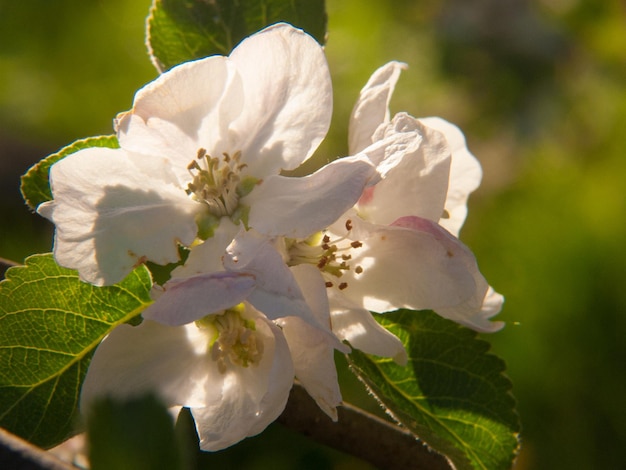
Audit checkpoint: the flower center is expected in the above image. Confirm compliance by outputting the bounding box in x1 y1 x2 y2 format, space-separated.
196 307 264 374
186 148 254 218
286 219 364 290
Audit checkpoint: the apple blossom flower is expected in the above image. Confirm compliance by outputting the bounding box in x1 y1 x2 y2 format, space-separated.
37 23 375 286
81 303 295 451
275 62 503 334
81 281 349 451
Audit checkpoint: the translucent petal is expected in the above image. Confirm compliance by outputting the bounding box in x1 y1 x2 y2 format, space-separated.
223 230 319 326
341 216 488 316
279 316 343 420
170 219 240 279
192 308 294 451
142 272 256 326
349 61 407 154
126 55 233 153
358 114 451 225
420 117 483 236
328 290 407 365
246 156 377 238
438 286 506 333
227 23 332 175
80 321 217 412
38 147 199 286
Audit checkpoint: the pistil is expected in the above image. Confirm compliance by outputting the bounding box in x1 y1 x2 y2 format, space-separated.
196 307 264 374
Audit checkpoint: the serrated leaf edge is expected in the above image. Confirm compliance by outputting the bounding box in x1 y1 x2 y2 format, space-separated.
0 255 152 430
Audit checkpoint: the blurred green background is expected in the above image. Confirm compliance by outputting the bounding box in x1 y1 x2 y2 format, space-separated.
1 0 624 469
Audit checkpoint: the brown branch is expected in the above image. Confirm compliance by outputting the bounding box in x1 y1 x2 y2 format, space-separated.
0 257 19 280
0 428 77 470
278 383 453 470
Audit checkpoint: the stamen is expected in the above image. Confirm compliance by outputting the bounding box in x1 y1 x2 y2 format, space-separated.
186 149 247 217
201 309 264 374
285 222 366 291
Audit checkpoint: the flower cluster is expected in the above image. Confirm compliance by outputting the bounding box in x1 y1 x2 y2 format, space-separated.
39 24 503 450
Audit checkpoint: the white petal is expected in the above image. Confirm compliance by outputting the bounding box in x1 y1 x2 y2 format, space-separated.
289 264 350 351
223 230 319 326
192 308 294 451
142 272 256 326
117 114 199 185
341 216 488 317
438 286 505 333
80 321 216 412
170 219 240 279
227 23 332 175
246 156 377 238
125 55 233 155
349 61 407 154
420 117 482 236
279 316 343 420
38 147 200 286
358 114 451 225
328 290 407 365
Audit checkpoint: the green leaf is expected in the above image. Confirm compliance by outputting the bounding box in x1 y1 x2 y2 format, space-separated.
21 135 119 211
348 310 520 470
0 254 152 448
87 395 183 470
147 0 327 72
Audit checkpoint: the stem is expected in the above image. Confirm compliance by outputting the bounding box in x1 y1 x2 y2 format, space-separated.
0 257 18 280
278 383 453 470
0 428 77 470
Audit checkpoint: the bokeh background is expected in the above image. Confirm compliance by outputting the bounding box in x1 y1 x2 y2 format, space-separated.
1 1 624 469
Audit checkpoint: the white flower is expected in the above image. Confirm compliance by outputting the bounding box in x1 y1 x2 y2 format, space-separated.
81 297 347 451
81 303 292 451
38 23 374 286
276 62 503 335
349 61 483 237
339 61 504 332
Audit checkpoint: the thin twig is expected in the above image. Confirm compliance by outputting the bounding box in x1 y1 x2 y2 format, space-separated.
0 257 18 280
278 383 453 470
0 428 77 470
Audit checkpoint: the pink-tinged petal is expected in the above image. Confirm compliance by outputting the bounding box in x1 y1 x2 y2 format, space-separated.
170 219 240 279
420 117 482 236
223 231 318 326
278 316 343 420
349 61 407 154
192 307 294 451
80 320 216 413
328 290 407 365
438 286 505 333
37 148 200 286
143 272 256 326
227 23 332 175
246 156 377 238
358 114 451 225
341 216 488 318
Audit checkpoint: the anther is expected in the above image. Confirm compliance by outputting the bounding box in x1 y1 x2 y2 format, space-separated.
345 219 353 231
350 241 363 248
